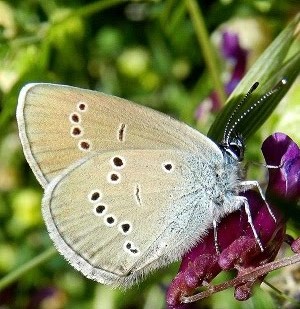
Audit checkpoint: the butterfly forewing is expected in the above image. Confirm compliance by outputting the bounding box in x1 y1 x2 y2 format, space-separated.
43 149 215 286
17 83 222 188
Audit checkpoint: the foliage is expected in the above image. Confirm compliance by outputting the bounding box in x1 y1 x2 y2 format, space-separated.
0 1 299 308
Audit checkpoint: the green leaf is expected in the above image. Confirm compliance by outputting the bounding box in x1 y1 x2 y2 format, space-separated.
208 14 300 142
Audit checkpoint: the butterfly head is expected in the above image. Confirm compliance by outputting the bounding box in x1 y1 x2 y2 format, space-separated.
218 78 287 163
219 134 245 163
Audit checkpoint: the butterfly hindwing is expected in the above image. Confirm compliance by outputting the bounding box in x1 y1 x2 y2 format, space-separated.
17 83 222 188
43 149 215 286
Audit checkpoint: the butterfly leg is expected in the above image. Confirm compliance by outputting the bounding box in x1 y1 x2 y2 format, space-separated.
213 219 221 254
236 195 264 252
266 163 283 169
239 180 276 222
211 201 221 254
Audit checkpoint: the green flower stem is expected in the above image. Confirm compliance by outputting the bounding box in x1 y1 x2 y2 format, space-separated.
185 0 226 106
47 0 126 27
160 0 176 25
0 247 57 291
264 280 300 305
71 0 126 19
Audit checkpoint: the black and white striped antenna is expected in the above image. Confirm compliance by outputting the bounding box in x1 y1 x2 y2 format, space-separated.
223 78 287 144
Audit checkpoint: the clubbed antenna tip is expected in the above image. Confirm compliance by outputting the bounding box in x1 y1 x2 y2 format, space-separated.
223 78 287 144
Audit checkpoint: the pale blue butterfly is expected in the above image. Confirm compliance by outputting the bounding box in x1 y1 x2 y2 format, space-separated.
16 82 282 287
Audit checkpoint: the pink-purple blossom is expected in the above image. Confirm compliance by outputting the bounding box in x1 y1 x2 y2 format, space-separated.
262 132 300 202
167 132 300 308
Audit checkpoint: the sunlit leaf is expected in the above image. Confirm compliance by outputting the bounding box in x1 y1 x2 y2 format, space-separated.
208 14 300 142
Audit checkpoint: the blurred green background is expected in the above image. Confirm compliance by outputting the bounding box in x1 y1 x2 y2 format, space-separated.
0 0 300 308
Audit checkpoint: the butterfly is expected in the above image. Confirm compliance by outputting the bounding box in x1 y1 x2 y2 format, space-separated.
16 82 276 287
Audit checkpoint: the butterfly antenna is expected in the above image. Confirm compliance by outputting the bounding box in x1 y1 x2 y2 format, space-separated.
223 82 259 144
225 78 287 143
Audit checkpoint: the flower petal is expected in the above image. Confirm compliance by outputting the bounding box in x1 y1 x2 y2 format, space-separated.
262 132 300 201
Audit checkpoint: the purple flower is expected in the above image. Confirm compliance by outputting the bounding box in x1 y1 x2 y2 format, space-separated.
291 238 300 253
167 132 300 308
262 133 300 255
166 192 285 307
25 286 67 309
262 132 300 202
196 31 248 121
221 31 248 94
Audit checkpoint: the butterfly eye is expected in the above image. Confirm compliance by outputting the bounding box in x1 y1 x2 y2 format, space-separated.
228 137 244 161
220 136 244 162
230 144 241 158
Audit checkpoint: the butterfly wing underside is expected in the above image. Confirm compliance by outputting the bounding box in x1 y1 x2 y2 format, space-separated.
17 83 222 188
43 148 215 286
